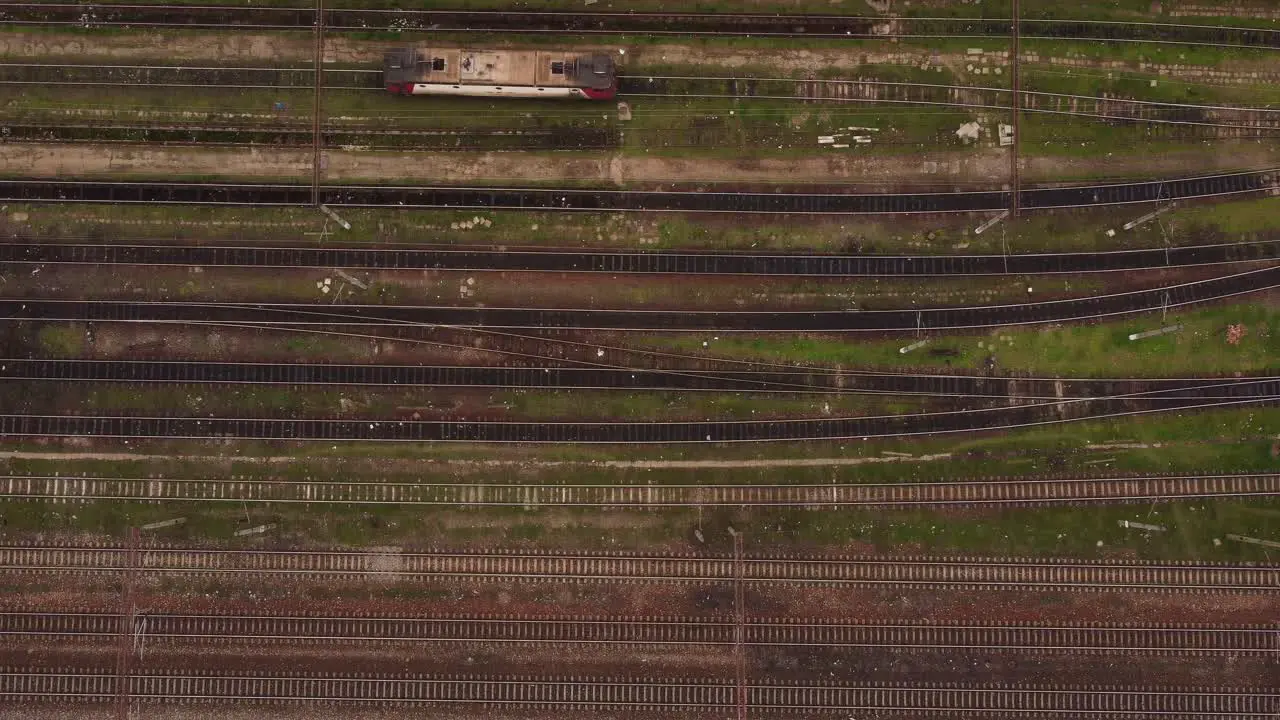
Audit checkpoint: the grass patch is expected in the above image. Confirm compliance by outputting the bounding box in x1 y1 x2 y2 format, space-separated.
4 381 927 422
634 302 1280 377
2 494 1275 563
750 497 1280 561
36 324 86 356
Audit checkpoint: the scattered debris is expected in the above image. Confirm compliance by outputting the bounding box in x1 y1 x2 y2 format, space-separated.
998 123 1014 146
1226 533 1280 549
973 209 1009 235
1123 204 1175 231
899 339 928 355
955 121 982 143
1119 520 1166 532
317 277 332 294
318 204 350 230
819 127 878 149
1227 323 1247 345
234 523 276 537
140 517 186 531
1128 324 1182 341
617 102 632 121
333 268 368 290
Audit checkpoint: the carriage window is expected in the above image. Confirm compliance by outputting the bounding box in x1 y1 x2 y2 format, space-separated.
550 61 566 75
431 58 446 71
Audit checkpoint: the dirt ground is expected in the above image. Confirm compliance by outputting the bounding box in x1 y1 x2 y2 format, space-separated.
5 30 1280 86
5 142 1277 186
3 577 1276 697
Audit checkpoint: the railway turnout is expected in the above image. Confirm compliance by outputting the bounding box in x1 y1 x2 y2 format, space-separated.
4 265 1278 331
0 168 1274 213
4 359 1276 398
4 239 1277 275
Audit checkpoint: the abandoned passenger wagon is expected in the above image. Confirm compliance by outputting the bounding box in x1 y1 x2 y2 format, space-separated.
383 48 617 100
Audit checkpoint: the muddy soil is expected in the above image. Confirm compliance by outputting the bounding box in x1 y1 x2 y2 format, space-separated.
5 142 1277 187
9 579 1278 626
0 264 1070 312
4 640 1272 688
11 262 1239 313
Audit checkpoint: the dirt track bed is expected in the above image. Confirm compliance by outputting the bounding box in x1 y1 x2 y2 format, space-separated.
5 142 1279 187
0 12 1276 712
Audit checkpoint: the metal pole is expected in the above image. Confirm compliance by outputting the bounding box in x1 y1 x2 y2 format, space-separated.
311 0 324 207
1009 0 1020 222
114 526 139 720
732 529 746 720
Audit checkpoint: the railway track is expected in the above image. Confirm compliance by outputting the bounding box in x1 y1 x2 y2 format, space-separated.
5 472 1277 508
5 239 1277 276
9 64 1280 140
0 121 619 152
4 359 1277 399
1 545 1274 592
3 4 1280 48
0 384 1275 443
4 612 1276 654
4 668 1277 715
5 264 1278 330
1 168 1274 214
14 117 1265 152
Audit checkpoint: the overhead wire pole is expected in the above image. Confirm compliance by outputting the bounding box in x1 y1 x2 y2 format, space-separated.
1010 0 1021 223
311 0 324 207
114 526 139 720
732 529 746 720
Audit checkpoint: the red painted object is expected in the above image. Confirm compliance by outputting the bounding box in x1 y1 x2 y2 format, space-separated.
384 48 617 101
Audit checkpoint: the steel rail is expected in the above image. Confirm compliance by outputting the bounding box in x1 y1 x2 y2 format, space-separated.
12 62 1280 120
10 65 1280 136
12 119 1273 153
3 668 1277 714
4 359 1277 400
2 395 1274 443
4 612 1275 654
0 544 1275 592
4 239 1278 276
4 264 1277 331
3 472 1278 508
1 166 1275 214
3 4 1280 48
0 122 621 152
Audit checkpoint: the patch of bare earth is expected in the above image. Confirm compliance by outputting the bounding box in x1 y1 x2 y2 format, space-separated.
5 31 1279 86
6 142 1277 186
